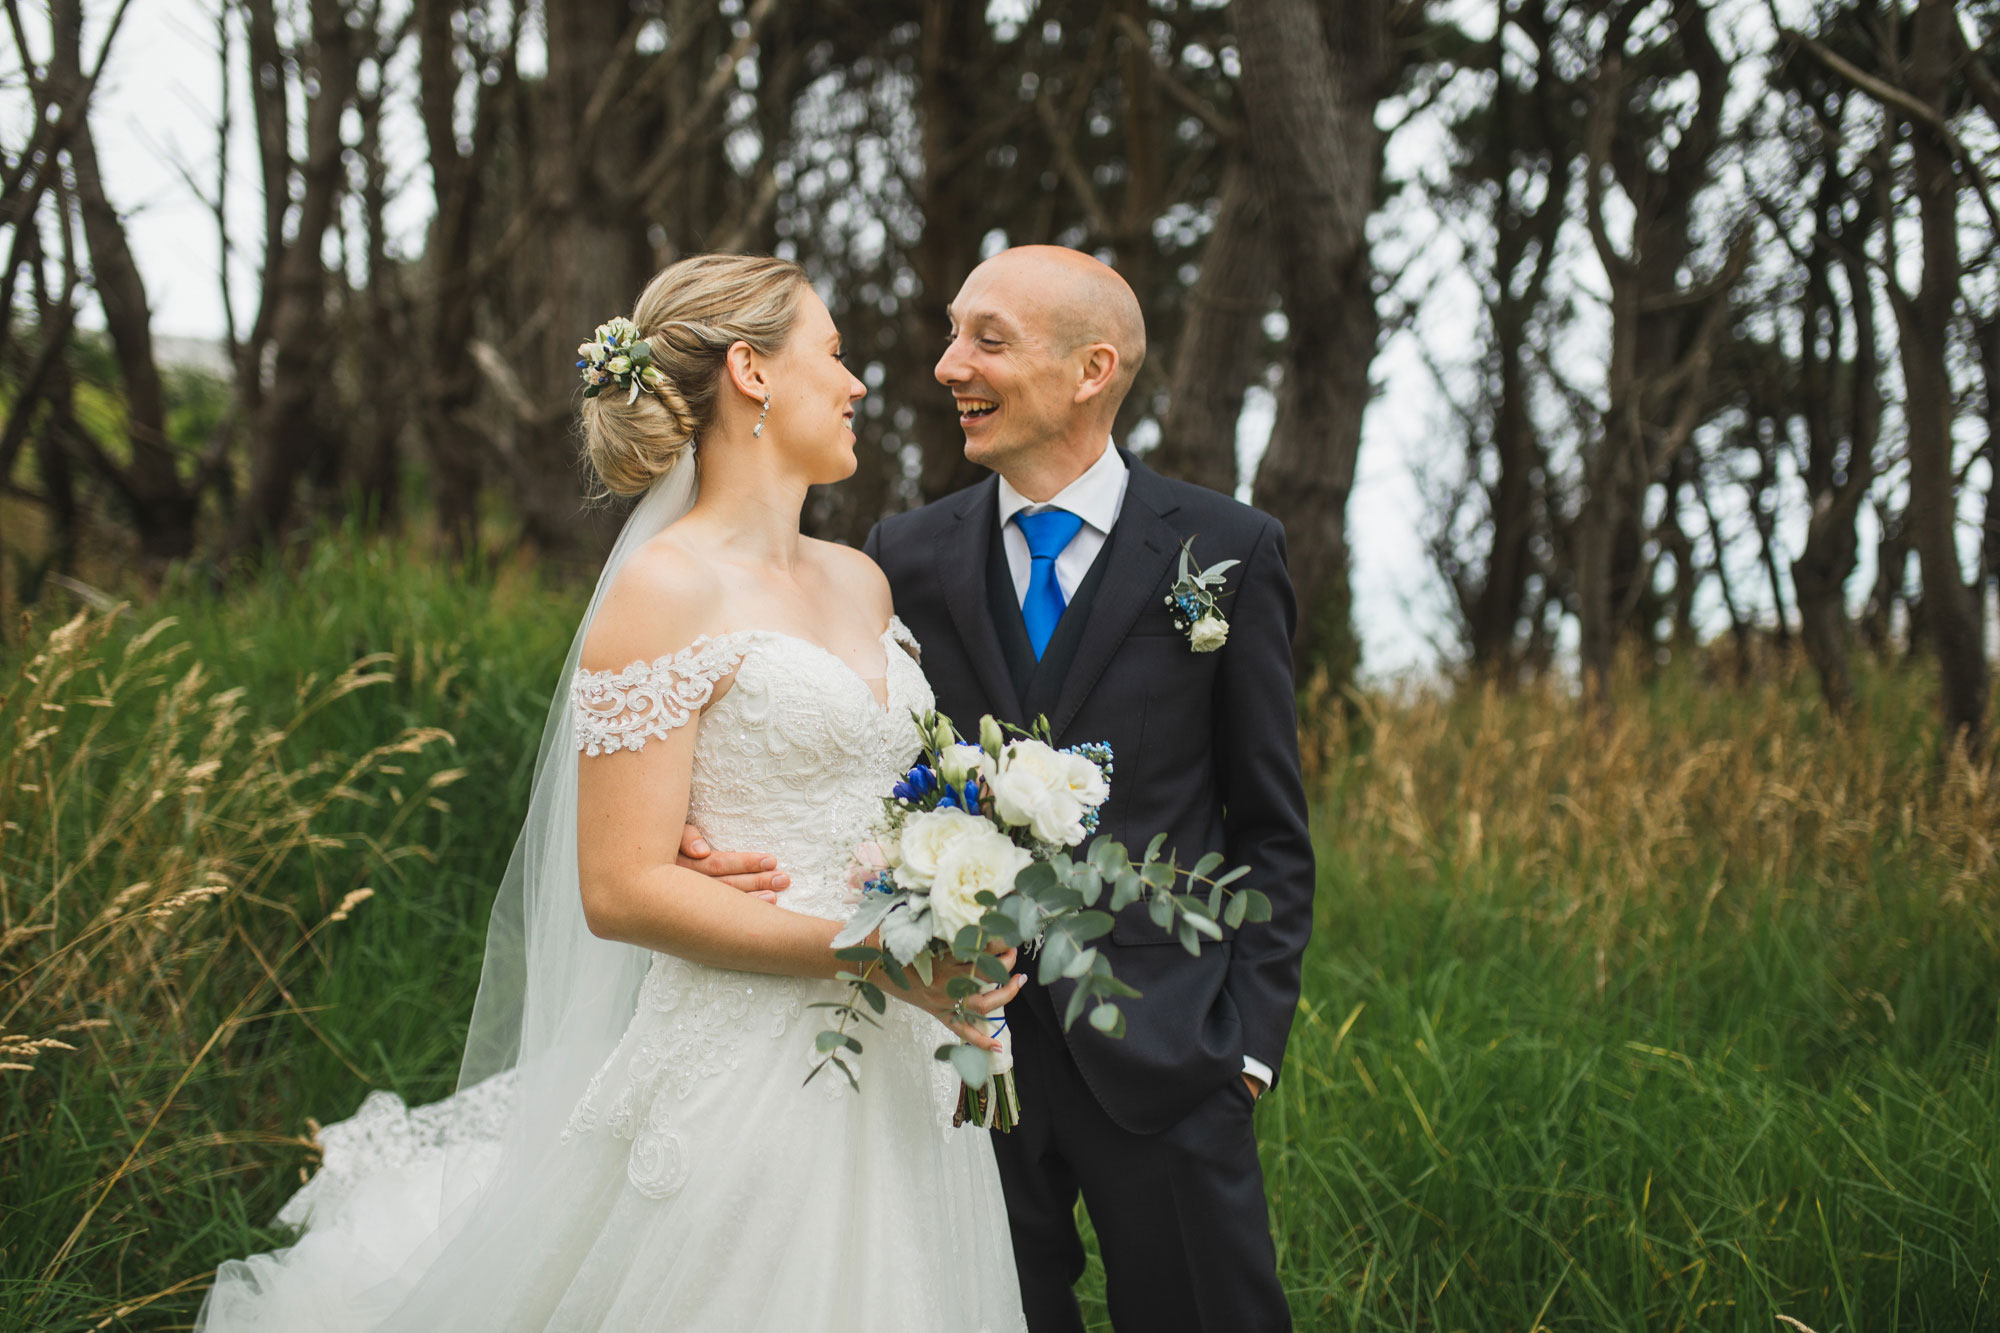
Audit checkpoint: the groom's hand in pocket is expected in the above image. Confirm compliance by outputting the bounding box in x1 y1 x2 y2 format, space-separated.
678 824 790 901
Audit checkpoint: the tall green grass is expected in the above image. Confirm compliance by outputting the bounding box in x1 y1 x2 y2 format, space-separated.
3 541 1995 1330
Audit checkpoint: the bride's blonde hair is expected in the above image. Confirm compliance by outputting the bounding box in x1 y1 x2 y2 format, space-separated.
580 253 810 497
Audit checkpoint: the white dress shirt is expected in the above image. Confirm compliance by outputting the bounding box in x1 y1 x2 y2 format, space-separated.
995 440 1273 1096
996 438 1129 603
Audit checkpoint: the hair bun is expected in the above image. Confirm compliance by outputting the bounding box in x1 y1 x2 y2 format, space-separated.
577 255 810 498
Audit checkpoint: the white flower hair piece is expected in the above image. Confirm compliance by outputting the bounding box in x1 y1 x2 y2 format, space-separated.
576 316 668 405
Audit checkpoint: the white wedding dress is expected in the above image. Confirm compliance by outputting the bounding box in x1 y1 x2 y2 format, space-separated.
200 617 1025 1331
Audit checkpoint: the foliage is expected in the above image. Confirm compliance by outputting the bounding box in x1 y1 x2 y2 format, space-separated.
1 544 1996 1329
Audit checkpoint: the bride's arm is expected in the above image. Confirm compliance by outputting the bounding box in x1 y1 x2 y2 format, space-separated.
574 550 847 977
578 726 852 977
573 548 1021 1037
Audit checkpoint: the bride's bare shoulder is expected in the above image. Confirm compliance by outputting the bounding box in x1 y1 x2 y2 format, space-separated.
581 537 725 673
803 536 893 622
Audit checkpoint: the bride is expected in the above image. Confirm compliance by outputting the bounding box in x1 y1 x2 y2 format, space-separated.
199 254 1029 1331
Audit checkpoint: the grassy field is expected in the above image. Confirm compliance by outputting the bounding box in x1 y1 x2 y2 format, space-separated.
3 538 1996 1331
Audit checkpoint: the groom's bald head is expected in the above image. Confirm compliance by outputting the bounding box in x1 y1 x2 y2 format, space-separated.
937 246 1148 492
975 246 1147 397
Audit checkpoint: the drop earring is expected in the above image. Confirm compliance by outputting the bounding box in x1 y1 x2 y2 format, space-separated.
753 393 770 437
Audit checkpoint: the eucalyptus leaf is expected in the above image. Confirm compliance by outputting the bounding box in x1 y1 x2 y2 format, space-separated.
880 905 934 964
1223 892 1249 929
1212 865 1251 889
1063 946 1098 979
946 975 981 1000
1014 860 1059 896
1089 1002 1123 1034
1240 888 1273 922
948 1042 993 1089
1178 920 1202 956
973 951 1011 984
1068 910 1113 942
1148 894 1174 930
1191 851 1226 880
1063 982 1092 1030
833 895 895 949
1038 931 1077 985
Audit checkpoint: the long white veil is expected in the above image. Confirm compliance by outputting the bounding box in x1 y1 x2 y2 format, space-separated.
458 456 699 1108
197 459 703 1332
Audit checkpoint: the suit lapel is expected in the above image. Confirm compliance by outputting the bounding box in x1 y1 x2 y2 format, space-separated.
1048 458 1182 740
935 477 1028 723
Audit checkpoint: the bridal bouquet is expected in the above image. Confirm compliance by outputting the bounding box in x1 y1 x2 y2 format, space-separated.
807 712 1271 1130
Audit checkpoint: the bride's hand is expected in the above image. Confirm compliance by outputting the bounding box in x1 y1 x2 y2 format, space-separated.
677 824 790 901
888 945 1024 1052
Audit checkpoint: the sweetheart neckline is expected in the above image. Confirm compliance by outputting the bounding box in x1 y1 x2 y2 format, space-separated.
705 619 911 716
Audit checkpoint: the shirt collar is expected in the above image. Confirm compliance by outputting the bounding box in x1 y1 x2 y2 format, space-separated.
996 439 1128 535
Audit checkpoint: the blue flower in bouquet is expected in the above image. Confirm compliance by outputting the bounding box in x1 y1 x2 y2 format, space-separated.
892 765 939 804
936 774 984 814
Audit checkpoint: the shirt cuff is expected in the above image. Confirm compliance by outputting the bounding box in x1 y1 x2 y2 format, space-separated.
1241 1056 1273 1088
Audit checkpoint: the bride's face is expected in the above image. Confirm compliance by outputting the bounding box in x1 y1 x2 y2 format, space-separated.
762 289 866 483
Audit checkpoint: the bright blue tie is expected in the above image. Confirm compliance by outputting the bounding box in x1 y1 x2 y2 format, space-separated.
1014 508 1085 659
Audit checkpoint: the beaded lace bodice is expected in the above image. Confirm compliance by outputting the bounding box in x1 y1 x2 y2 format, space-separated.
561 617 968 1202
571 617 930 921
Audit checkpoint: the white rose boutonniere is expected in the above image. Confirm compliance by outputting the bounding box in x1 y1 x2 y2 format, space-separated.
1164 539 1239 654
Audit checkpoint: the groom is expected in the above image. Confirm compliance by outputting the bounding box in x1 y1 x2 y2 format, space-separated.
693 246 1313 1331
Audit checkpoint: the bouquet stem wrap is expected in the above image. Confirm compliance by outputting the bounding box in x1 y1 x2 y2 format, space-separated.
955 1005 1018 1132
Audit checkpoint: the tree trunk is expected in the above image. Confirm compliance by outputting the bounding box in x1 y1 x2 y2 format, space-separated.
230 0 359 554
1149 156 1271 496
1790 164 1879 718
48 0 195 560
1235 0 1390 684
417 0 498 554
1895 0 1987 749
909 0 993 503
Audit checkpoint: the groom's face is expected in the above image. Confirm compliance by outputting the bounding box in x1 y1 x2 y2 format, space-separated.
935 265 1082 474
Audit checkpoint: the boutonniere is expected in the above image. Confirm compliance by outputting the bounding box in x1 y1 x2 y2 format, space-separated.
1164 540 1239 653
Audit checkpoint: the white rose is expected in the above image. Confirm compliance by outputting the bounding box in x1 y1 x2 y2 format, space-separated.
608 355 632 375
936 742 985 789
927 826 1033 937
577 341 604 360
987 740 1090 846
893 807 988 890
1054 747 1109 815
1189 615 1229 652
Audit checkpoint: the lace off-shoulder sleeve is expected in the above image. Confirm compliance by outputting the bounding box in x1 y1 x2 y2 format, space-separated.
572 634 747 756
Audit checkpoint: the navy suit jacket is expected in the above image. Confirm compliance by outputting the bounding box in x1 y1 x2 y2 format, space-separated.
864 454 1315 1134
